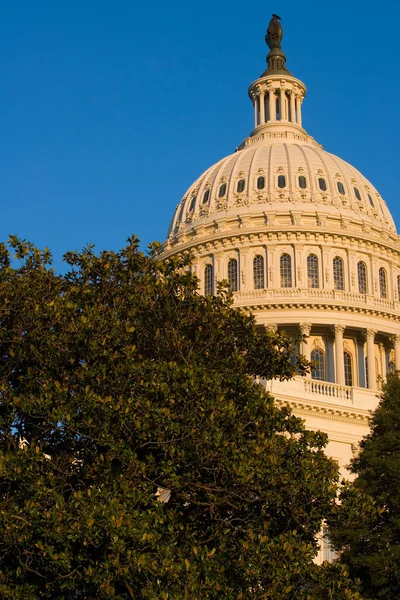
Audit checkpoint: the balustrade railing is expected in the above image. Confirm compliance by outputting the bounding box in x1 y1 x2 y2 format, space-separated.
304 379 353 401
235 288 399 313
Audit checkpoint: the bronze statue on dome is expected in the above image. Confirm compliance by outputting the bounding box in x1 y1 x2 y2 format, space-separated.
266 14 283 50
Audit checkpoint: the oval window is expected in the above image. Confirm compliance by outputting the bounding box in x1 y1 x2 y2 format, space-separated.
298 175 307 189
237 179 245 193
277 175 286 189
202 189 210 204
337 181 345 195
354 187 361 201
318 178 327 191
257 176 265 190
218 184 227 198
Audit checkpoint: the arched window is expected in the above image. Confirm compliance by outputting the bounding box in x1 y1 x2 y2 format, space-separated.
337 181 345 195
202 189 210 204
311 349 325 381
357 261 367 294
189 196 197 212
277 175 286 189
253 255 265 289
344 352 353 386
257 176 265 190
333 257 344 290
318 178 327 191
218 183 227 198
237 179 245 193
354 187 361 201
228 258 238 292
397 275 400 301
307 254 319 288
280 254 292 288
379 267 387 298
298 175 307 189
367 193 374 207
204 264 213 296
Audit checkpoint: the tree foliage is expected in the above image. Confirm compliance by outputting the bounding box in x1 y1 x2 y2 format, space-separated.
329 374 400 599
0 236 361 599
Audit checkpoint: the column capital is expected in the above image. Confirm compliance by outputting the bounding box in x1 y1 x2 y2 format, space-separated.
265 323 278 334
333 324 345 336
393 333 400 345
364 328 377 340
299 322 312 336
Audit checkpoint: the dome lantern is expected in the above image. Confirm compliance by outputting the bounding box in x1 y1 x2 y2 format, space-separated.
248 15 306 138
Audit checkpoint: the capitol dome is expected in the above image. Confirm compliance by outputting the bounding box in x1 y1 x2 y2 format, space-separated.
167 137 395 239
161 17 400 556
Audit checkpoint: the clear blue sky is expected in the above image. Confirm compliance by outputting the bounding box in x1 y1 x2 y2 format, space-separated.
1 0 399 270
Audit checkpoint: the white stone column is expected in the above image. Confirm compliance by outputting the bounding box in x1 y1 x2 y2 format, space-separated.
280 87 286 120
253 95 258 128
299 322 312 365
259 92 265 124
268 88 276 122
334 324 345 386
297 95 303 127
290 91 296 123
394 334 400 372
365 329 377 390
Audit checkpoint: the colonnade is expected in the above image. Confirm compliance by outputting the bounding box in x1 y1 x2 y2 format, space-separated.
297 324 400 391
253 86 303 128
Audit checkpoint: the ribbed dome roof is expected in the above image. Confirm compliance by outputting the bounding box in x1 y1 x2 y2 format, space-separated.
168 135 395 238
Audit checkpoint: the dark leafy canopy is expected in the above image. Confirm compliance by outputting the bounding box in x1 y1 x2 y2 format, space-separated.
329 374 400 600
0 236 361 599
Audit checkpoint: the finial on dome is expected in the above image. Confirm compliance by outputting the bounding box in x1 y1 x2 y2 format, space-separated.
263 14 291 75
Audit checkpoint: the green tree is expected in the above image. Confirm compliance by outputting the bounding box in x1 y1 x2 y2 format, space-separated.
329 374 400 599
0 237 361 599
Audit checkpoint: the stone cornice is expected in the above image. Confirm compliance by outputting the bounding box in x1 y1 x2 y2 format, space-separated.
275 398 370 424
163 224 400 260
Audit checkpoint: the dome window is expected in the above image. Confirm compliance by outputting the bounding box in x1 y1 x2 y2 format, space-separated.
337 182 345 195
318 178 327 191
204 264 214 296
189 196 197 212
311 349 325 381
357 261 367 294
178 203 185 223
257 176 265 190
379 267 387 298
354 187 361 201
367 193 374 207
253 255 265 289
397 275 400 301
237 179 246 193
280 253 292 288
333 256 344 290
307 254 319 288
344 352 353 387
277 175 286 189
202 189 210 204
228 258 238 292
298 175 307 189
218 183 227 198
